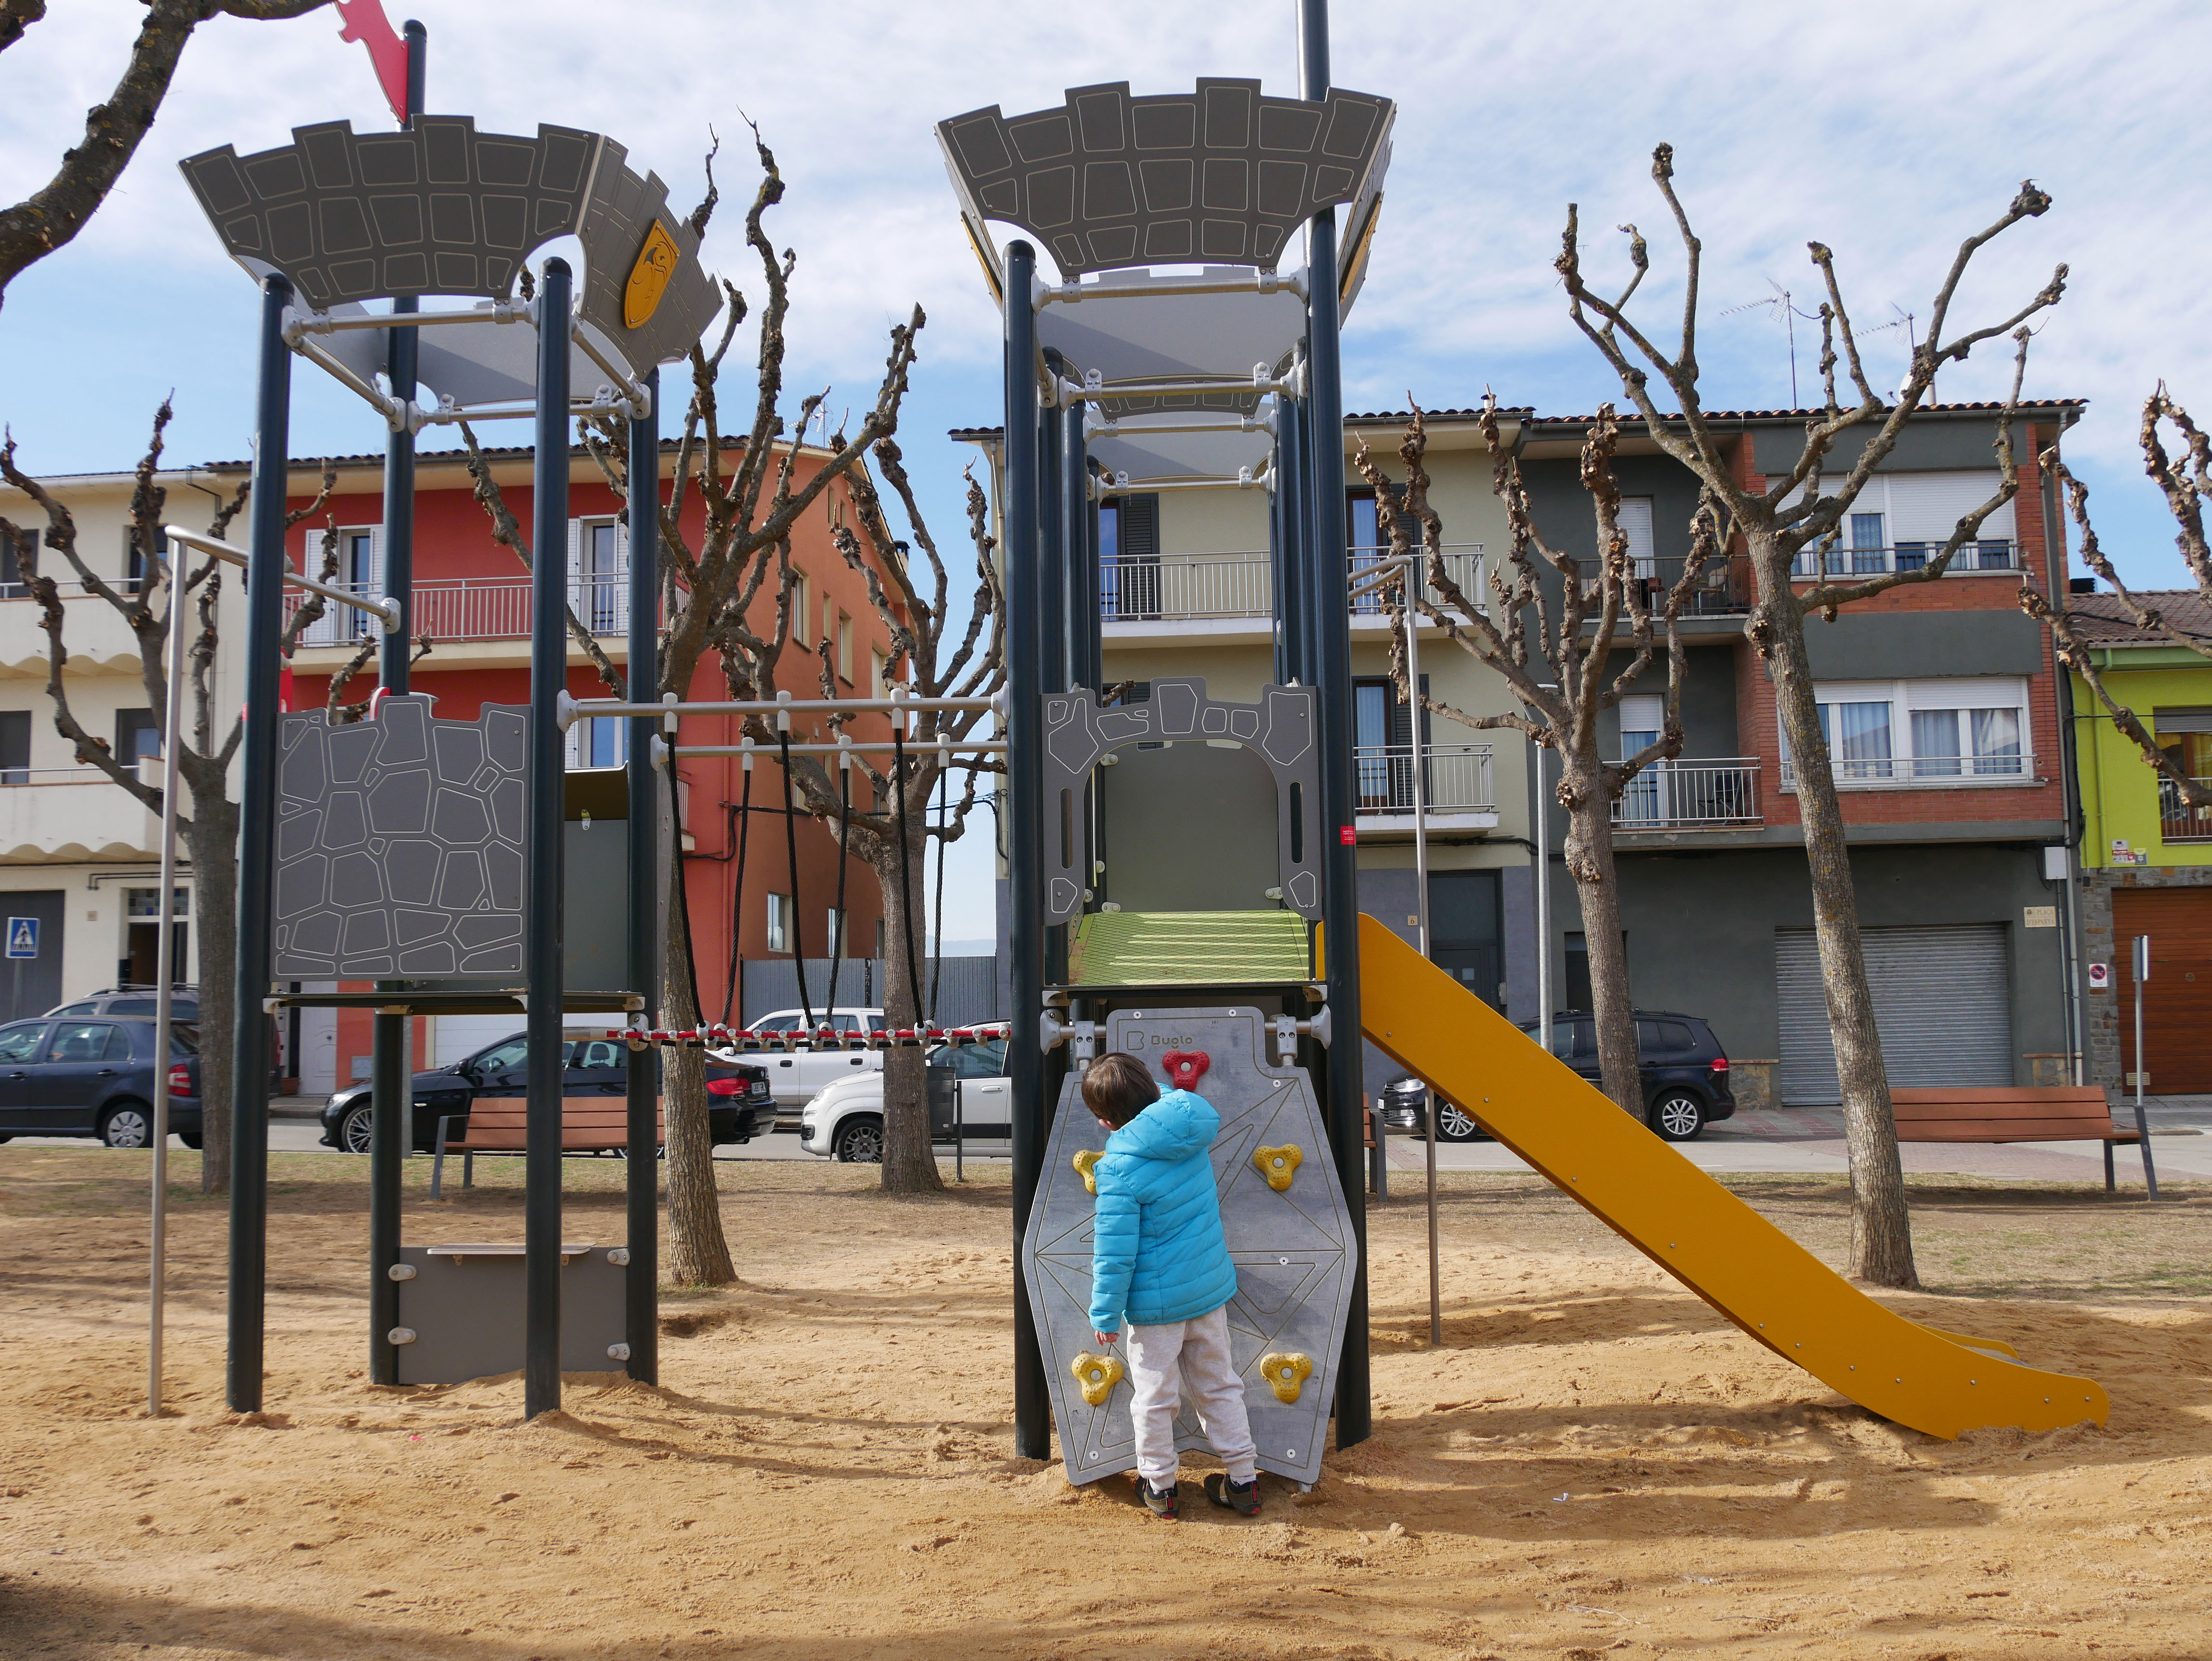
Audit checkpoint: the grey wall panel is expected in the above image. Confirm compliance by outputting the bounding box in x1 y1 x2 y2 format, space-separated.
1022 1008 1357 1488
272 696 526 981
1750 418 2041 477
393 1245 626 1385
937 80 1395 279
1099 741 1281 913
1801 610 2045 680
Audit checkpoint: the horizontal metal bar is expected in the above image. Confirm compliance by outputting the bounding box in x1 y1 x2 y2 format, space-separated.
1037 268 1307 310
288 334 407 431
650 735 1005 767
163 527 401 632
1061 375 1294 403
1087 412 1274 438
563 689 1004 731
290 302 531 334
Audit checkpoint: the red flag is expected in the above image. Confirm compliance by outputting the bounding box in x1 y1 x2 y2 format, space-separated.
335 0 410 127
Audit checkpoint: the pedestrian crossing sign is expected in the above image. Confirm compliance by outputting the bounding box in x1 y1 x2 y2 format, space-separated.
6 917 38 959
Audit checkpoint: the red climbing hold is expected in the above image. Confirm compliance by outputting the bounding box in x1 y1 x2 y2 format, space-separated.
1161 1049 1211 1092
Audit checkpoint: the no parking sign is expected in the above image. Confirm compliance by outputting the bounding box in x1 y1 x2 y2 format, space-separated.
5 917 37 959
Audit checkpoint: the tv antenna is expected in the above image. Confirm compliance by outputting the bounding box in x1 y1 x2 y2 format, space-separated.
1722 279 1823 407
1864 304 1924 404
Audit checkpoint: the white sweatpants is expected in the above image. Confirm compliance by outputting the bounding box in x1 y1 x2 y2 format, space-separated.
1122 1304 1257 1487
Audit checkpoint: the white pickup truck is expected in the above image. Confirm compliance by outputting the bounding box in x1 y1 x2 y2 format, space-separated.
799 1035 1011 1163
727 1007 885 1111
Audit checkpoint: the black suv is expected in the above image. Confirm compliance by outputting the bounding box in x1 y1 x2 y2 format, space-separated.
317 1032 776 1153
0 1015 202 1147
1385 1009 1735 1144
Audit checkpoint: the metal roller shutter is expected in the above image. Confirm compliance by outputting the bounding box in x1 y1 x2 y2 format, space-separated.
1775 924 2012 1104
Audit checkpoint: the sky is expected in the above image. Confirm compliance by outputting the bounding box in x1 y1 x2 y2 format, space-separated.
3 0 2209 946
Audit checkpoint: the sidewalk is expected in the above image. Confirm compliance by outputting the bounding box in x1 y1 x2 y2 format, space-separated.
1385 1096 2212 1184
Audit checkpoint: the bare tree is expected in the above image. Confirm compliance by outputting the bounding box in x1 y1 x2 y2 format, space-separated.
464 129 949 1274
0 402 333 1193
1356 400 1717 1111
1554 145 2061 1287
0 0 333 311
2023 389 2212 809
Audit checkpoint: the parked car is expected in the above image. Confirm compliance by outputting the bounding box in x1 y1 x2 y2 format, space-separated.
720 1006 887 1112
48 985 203 1021
0 1015 202 1148
799 1034 1011 1163
316 1032 774 1154
1385 1011 1735 1145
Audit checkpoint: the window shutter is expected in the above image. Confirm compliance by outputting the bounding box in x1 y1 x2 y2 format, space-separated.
565 716 581 770
304 528 328 579
566 518 584 617
1884 472 2017 544
1119 493 1160 559
1618 497 1656 577
366 526 384 593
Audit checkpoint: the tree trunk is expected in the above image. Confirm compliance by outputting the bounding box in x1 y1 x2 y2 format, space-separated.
874 792 941 1194
181 776 237 1196
661 863 734 1285
1751 543 1918 1288
1560 764 1641 1112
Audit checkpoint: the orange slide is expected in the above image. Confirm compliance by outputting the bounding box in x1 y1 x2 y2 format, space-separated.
1356 914 2108 1439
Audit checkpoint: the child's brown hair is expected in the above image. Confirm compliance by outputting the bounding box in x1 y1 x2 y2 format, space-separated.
1081 1051 1159 1128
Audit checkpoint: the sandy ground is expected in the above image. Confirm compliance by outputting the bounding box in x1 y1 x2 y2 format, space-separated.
2 1148 2210 1660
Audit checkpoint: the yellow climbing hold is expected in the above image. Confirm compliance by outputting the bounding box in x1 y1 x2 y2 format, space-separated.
1259 1351 1313 1404
1254 1143 1303 1192
1073 1148 1104 1195
1070 1351 1124 1407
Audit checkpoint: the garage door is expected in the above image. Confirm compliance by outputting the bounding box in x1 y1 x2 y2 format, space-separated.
1776 924 2013 1104
2112 887 2212 1094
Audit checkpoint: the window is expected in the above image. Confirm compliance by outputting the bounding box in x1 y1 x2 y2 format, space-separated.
117 709 161 767
823 594 836 662
874 918 887 960
1 532 22 597
0 1022 45 1062
48 1022 120 1062
569 717 626 769
826 907 847 955
1348 490 1384 614
302 527 382 643
569 518 627 635
836 612 853 683
1619 496 1656 580
125 887 188 919
1791 473 2018 577
122 526 167 594
870 647 888 700
0 710 28 784
1099 493 1160 619
1788 678 2031 786
790 573 810 648
1850 512 1885 574
766 892 792 955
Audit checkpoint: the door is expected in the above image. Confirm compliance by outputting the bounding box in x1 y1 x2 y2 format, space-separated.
1775 924 2013 1105
0 891 64 1023
0 1020 47 1128
1429 870 1503 1010
2113 887 2212 1094
950 1038 1011 1142
27 1020 126 1132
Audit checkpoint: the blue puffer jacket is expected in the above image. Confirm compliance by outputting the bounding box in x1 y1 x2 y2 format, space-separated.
1088 1089 1239 1332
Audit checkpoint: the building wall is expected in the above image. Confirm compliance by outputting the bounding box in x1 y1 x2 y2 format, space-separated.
2071 657 2212 870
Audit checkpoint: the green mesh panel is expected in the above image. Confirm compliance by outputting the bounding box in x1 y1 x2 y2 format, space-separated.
1067 909 1312 986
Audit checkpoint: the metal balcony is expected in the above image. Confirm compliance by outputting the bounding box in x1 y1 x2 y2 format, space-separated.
1099 546 1484 624
1612 758 1763 829
1354 743 1494 814
283 577 631 646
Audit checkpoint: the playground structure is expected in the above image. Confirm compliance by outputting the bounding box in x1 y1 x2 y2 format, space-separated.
162 1 2108 1455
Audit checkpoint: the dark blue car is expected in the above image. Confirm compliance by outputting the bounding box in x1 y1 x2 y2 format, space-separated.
0 1015 203 1148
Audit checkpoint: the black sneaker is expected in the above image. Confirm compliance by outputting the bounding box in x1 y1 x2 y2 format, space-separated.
1204 1473 1261 1516
1135 1476 1179 1519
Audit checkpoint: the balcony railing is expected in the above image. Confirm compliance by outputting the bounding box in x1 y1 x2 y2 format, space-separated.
1570 554 1753 615
1354 743 1494 814
1612 758 1762 829
2159 776 2212 843
1790 540 2017 578
1779 752 2037 789
1100 547 1484 624
284 577 630 646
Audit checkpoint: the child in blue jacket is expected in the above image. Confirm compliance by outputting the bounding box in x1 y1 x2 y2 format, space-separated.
1084 1050 1259 1520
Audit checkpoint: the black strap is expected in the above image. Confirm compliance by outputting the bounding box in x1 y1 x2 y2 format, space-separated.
719 761 753 1028
929 764 949 1026
778 730 814 1030
825 752 852 1023
894 733 922 1029
666 727 704 1026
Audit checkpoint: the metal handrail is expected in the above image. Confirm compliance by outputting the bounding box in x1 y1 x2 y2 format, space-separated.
2158 775 2212 843
1612 757 1763 828
1354 742 1494 813
1789 540 2018 578
1779 751 2037 787
1098 545 1485 622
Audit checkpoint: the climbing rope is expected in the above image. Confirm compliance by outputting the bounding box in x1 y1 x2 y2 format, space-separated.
893 732 923 1030
718 760 753 1028
929 764 948 1025
824 746 852 1021
665 724 705 1028
777 729 815 1030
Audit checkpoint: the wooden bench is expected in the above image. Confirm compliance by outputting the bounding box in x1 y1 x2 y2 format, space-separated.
1889 1087 2150 1191
431 1096 665 1200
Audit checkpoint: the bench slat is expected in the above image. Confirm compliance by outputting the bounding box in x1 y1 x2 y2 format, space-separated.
448 1096 666 1153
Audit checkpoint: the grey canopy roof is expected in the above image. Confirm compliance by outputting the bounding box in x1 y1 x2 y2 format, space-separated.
180 116 720 381
1089 421 1273 485
1039 267 1308 388
937 79 1394 282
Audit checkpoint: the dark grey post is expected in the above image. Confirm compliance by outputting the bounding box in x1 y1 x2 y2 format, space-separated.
226 274 293 1412
1300 0 1371 1451
624 369 661 1382
368 17 426 1388
1062 397 1096 690
525 257 573 1419
1003 241 1050 1461
1275 398 1308 685
1039 396 1067 694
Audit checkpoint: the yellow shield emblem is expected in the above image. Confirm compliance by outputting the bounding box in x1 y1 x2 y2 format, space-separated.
623 220 680 330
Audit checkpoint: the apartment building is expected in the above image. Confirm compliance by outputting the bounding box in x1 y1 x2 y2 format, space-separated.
0 441 901 1092
0 467 243 1021
965 397 2086 1106
2061 589 2212 1093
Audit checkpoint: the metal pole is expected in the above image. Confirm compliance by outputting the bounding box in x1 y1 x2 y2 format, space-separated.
1063 400 1095 690
625 369 662 1383
1039 388 1068 697
148 528 189 1417
1300 0 1370 1452
225 274 292 1414
1003 240 1051 1461
368 20 425 1389
2131 933 2162 1199
524 257 573 1419
1404 560 1439 1348
1280 397 1311 685
1534 732 1552 1052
